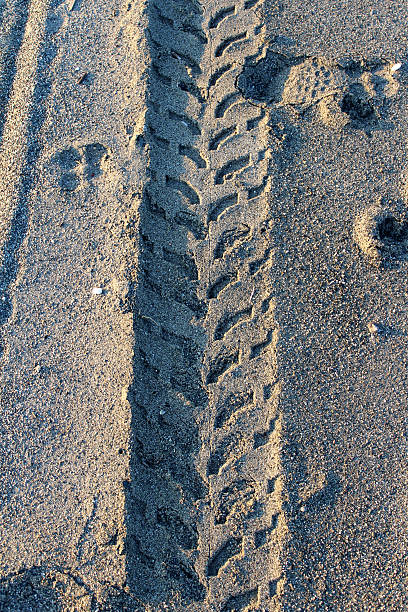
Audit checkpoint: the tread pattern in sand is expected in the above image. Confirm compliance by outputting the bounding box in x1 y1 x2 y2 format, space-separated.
125 0 209 605
125 0 285 608
197 2 284 608
0 0 285 606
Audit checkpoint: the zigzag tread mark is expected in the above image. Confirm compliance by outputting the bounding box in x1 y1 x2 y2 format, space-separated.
213 306 252 340
214 389 254 429
209 125 237 151
209 6 236 29
207 537 243 577
214 155 250 185
215 32 247 58
221 587 259 611
214 224 251 260
144 0 282 607
208 193 238 223
128 0 210 601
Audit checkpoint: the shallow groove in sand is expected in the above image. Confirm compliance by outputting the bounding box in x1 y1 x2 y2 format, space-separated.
0 0 51 357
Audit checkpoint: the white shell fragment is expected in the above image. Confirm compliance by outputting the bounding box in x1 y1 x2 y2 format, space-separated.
391 62 402 73
92 287 103 295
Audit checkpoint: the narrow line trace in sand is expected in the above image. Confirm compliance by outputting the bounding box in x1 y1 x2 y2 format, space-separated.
0 0 49 266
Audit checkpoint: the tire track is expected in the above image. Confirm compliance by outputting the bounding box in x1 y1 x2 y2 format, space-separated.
196 0 285 609
125 0 209 606
0 0 30 139
0 0 53 358
125 0 285 608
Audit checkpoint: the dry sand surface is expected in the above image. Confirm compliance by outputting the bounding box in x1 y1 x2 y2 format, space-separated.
0 0 407 610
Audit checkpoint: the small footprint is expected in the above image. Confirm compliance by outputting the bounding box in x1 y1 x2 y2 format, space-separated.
55 147 81 191
239 51 399 130
83 143 108 180
56 147 81 170
54 143 108 191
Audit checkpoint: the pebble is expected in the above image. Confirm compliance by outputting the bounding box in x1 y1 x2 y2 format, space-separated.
92 287 103 295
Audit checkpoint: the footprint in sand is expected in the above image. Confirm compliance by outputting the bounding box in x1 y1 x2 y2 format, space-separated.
54 143 108 191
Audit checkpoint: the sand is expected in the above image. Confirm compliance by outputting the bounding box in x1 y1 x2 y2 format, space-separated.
0 0 407 610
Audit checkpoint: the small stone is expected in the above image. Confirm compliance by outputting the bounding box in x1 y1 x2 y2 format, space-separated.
368 322 381 334
159 409 166 415
77 72 89 85
92 287 103 295
391 62 402 73
300 506 306 512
